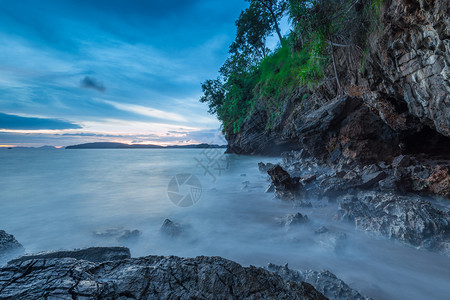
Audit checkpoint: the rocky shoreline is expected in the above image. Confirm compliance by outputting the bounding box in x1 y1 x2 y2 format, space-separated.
0 244 375 300
261 150 450 257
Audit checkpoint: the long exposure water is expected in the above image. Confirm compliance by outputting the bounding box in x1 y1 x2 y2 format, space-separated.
0 148 449 299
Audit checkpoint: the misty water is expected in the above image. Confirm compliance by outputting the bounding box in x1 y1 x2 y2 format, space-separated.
0 148 449 299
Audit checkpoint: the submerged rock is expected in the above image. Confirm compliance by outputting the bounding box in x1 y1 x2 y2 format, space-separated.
160 219 183 237
277 213 309 228
8 247 131 264
0 231 24 263
314 229 348 252
93 227 141 242
338 192 450 255
267 263 371 300
0 255 327 299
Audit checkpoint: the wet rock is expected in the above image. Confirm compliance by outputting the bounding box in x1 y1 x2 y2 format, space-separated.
267 263 371 300
267 165 304 201
0 255 327 299
301 174 317 184
160 219 183 237
0 231 24 263
338 192 450 255
258 162 276 173
277 213 309 228
281 150 310 165
8 247 130 264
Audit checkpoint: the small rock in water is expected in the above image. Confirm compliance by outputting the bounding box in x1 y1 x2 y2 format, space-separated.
93 227 142 242
160 219 183 237
0 230 24 263
240 173 246 177
277 213 309 228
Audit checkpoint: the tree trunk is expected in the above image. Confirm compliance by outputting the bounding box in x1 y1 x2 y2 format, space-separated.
329 37 342 95
258 0 283 45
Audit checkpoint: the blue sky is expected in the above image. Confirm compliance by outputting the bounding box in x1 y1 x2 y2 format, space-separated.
0 0 251 147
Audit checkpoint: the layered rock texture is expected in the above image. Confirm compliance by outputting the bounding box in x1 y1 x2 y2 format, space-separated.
0 253 331 299
226 0 450 190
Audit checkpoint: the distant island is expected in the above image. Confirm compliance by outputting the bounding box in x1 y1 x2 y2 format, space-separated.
65 142 227 149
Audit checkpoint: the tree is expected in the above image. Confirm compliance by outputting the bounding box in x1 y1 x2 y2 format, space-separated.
230 3 273 60
200 79 225 116
246 0 288 45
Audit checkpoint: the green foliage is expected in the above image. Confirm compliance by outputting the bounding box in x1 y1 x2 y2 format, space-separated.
298 32 327 87
200 0 387 137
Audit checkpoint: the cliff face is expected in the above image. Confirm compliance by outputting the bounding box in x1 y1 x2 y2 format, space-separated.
226 0 450 164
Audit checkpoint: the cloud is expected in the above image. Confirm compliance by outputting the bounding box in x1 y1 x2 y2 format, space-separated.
0 113 81 130
80 76 106 92
102 100 187 123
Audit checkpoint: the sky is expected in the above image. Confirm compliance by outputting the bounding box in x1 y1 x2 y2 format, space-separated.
0 0 254 147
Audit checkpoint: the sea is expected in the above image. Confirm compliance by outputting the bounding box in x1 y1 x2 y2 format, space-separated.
0 148 449 299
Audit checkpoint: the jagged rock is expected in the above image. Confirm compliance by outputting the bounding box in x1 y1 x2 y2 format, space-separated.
338 192 450 255
160 219 183 237
267 165 304 201
0 231 24 263
363 0 450 139
281 150 310 165
359 171 387 189
301 174 317 184
0 255 327 299
267 263 371 300
420 166 450 197
258 162 276 173
8 247 131 265
277 213 309 228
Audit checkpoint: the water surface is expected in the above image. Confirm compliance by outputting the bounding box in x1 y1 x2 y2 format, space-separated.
0 148 449 299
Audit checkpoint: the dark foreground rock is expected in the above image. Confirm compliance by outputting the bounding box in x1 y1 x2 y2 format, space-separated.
8 247 131 265
267 263 371 300
0 255 327 300
0 231 24 263
338 192 450 255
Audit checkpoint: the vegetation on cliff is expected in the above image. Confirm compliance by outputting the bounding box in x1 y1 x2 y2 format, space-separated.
200 0 384 135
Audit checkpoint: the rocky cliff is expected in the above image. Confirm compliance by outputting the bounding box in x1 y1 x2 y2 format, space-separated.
226 0 450 172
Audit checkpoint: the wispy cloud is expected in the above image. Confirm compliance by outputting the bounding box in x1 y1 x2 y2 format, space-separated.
102 100 187 123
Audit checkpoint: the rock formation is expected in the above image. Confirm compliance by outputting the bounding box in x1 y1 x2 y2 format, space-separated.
0 253 328 299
